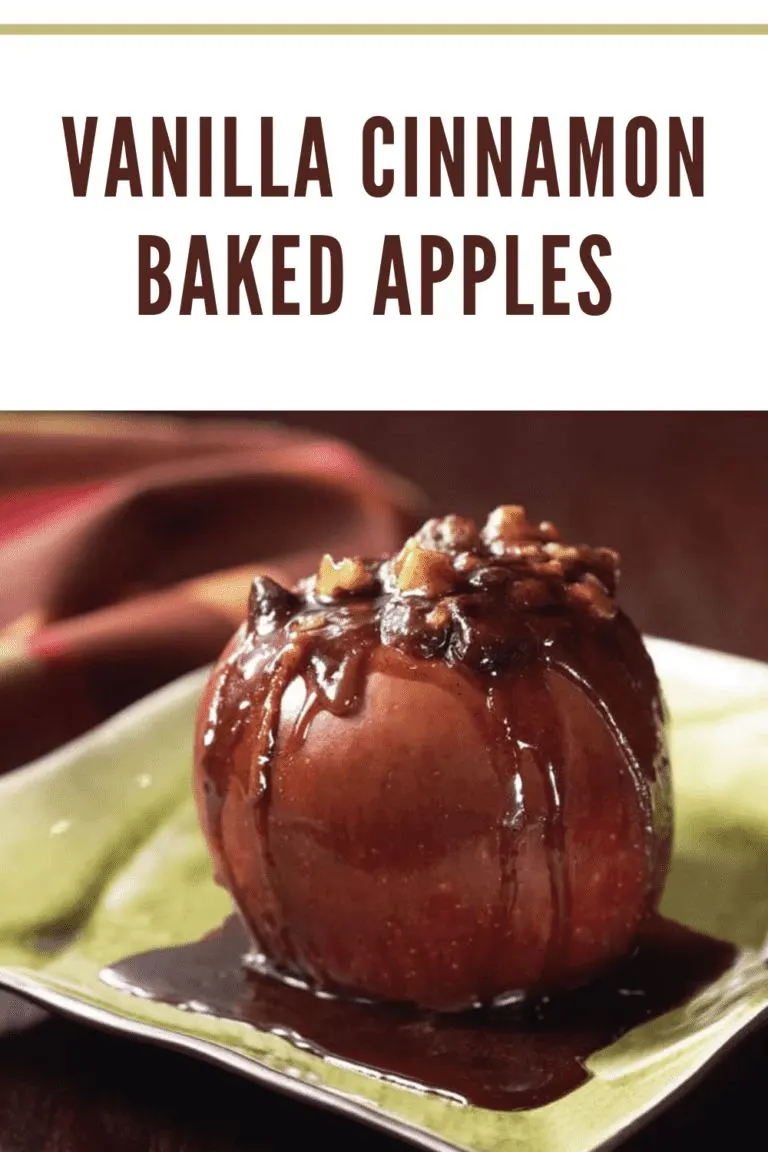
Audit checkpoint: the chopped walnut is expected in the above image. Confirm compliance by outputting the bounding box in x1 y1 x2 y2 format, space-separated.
527 557 565 579
565 573 617 619
391 536 417 574
482 505 560 554
246 506 622 657
484 504 527 540
316 554 376 599
288 613 328 633
508 578 558 610
519 542 551 557
544 543 579 563
582 547 620 595
395 544 456 597
415 514 480 554
545 543 620 595
453 551 482 573
425 602 452 630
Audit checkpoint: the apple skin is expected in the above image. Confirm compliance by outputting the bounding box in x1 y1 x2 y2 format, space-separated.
194 618 671 1012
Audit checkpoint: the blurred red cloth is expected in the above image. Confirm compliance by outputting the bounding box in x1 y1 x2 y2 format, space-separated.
0 415 424 773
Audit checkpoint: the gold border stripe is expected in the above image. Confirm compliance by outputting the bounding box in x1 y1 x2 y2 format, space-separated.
0 24 767 35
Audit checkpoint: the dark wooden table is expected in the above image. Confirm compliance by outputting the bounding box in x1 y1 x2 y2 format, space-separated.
1 412 766 1151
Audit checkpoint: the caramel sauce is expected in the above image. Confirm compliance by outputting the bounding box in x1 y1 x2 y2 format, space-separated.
198 511 670 994
103 507 728 1106
102 914 736 1111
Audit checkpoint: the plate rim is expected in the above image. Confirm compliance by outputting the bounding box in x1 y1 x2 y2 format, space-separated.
1 635 767 1151
1 965 766 1152
0 966 461 1152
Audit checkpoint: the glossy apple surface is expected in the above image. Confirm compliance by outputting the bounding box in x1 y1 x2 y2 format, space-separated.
195 611 671 1010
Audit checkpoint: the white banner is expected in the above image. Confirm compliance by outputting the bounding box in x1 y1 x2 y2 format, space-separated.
0 23 764 408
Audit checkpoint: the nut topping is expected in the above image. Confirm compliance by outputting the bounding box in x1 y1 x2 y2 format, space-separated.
316 555 376 599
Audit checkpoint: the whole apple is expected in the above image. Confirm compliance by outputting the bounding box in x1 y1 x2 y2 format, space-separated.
195 509 671 1011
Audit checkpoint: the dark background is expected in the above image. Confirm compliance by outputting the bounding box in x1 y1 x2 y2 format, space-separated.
261 411 768 660
0 410 766 1151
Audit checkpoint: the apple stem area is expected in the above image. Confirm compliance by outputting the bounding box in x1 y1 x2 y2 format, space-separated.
137 232 612 317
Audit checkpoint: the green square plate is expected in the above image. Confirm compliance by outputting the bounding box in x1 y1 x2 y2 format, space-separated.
0 638 767 1152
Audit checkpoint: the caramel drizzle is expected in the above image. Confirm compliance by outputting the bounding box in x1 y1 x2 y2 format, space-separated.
203 620 658 986
199 510 661 998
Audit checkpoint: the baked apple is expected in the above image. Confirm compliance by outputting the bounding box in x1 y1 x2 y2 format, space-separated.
194 507 672 1011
